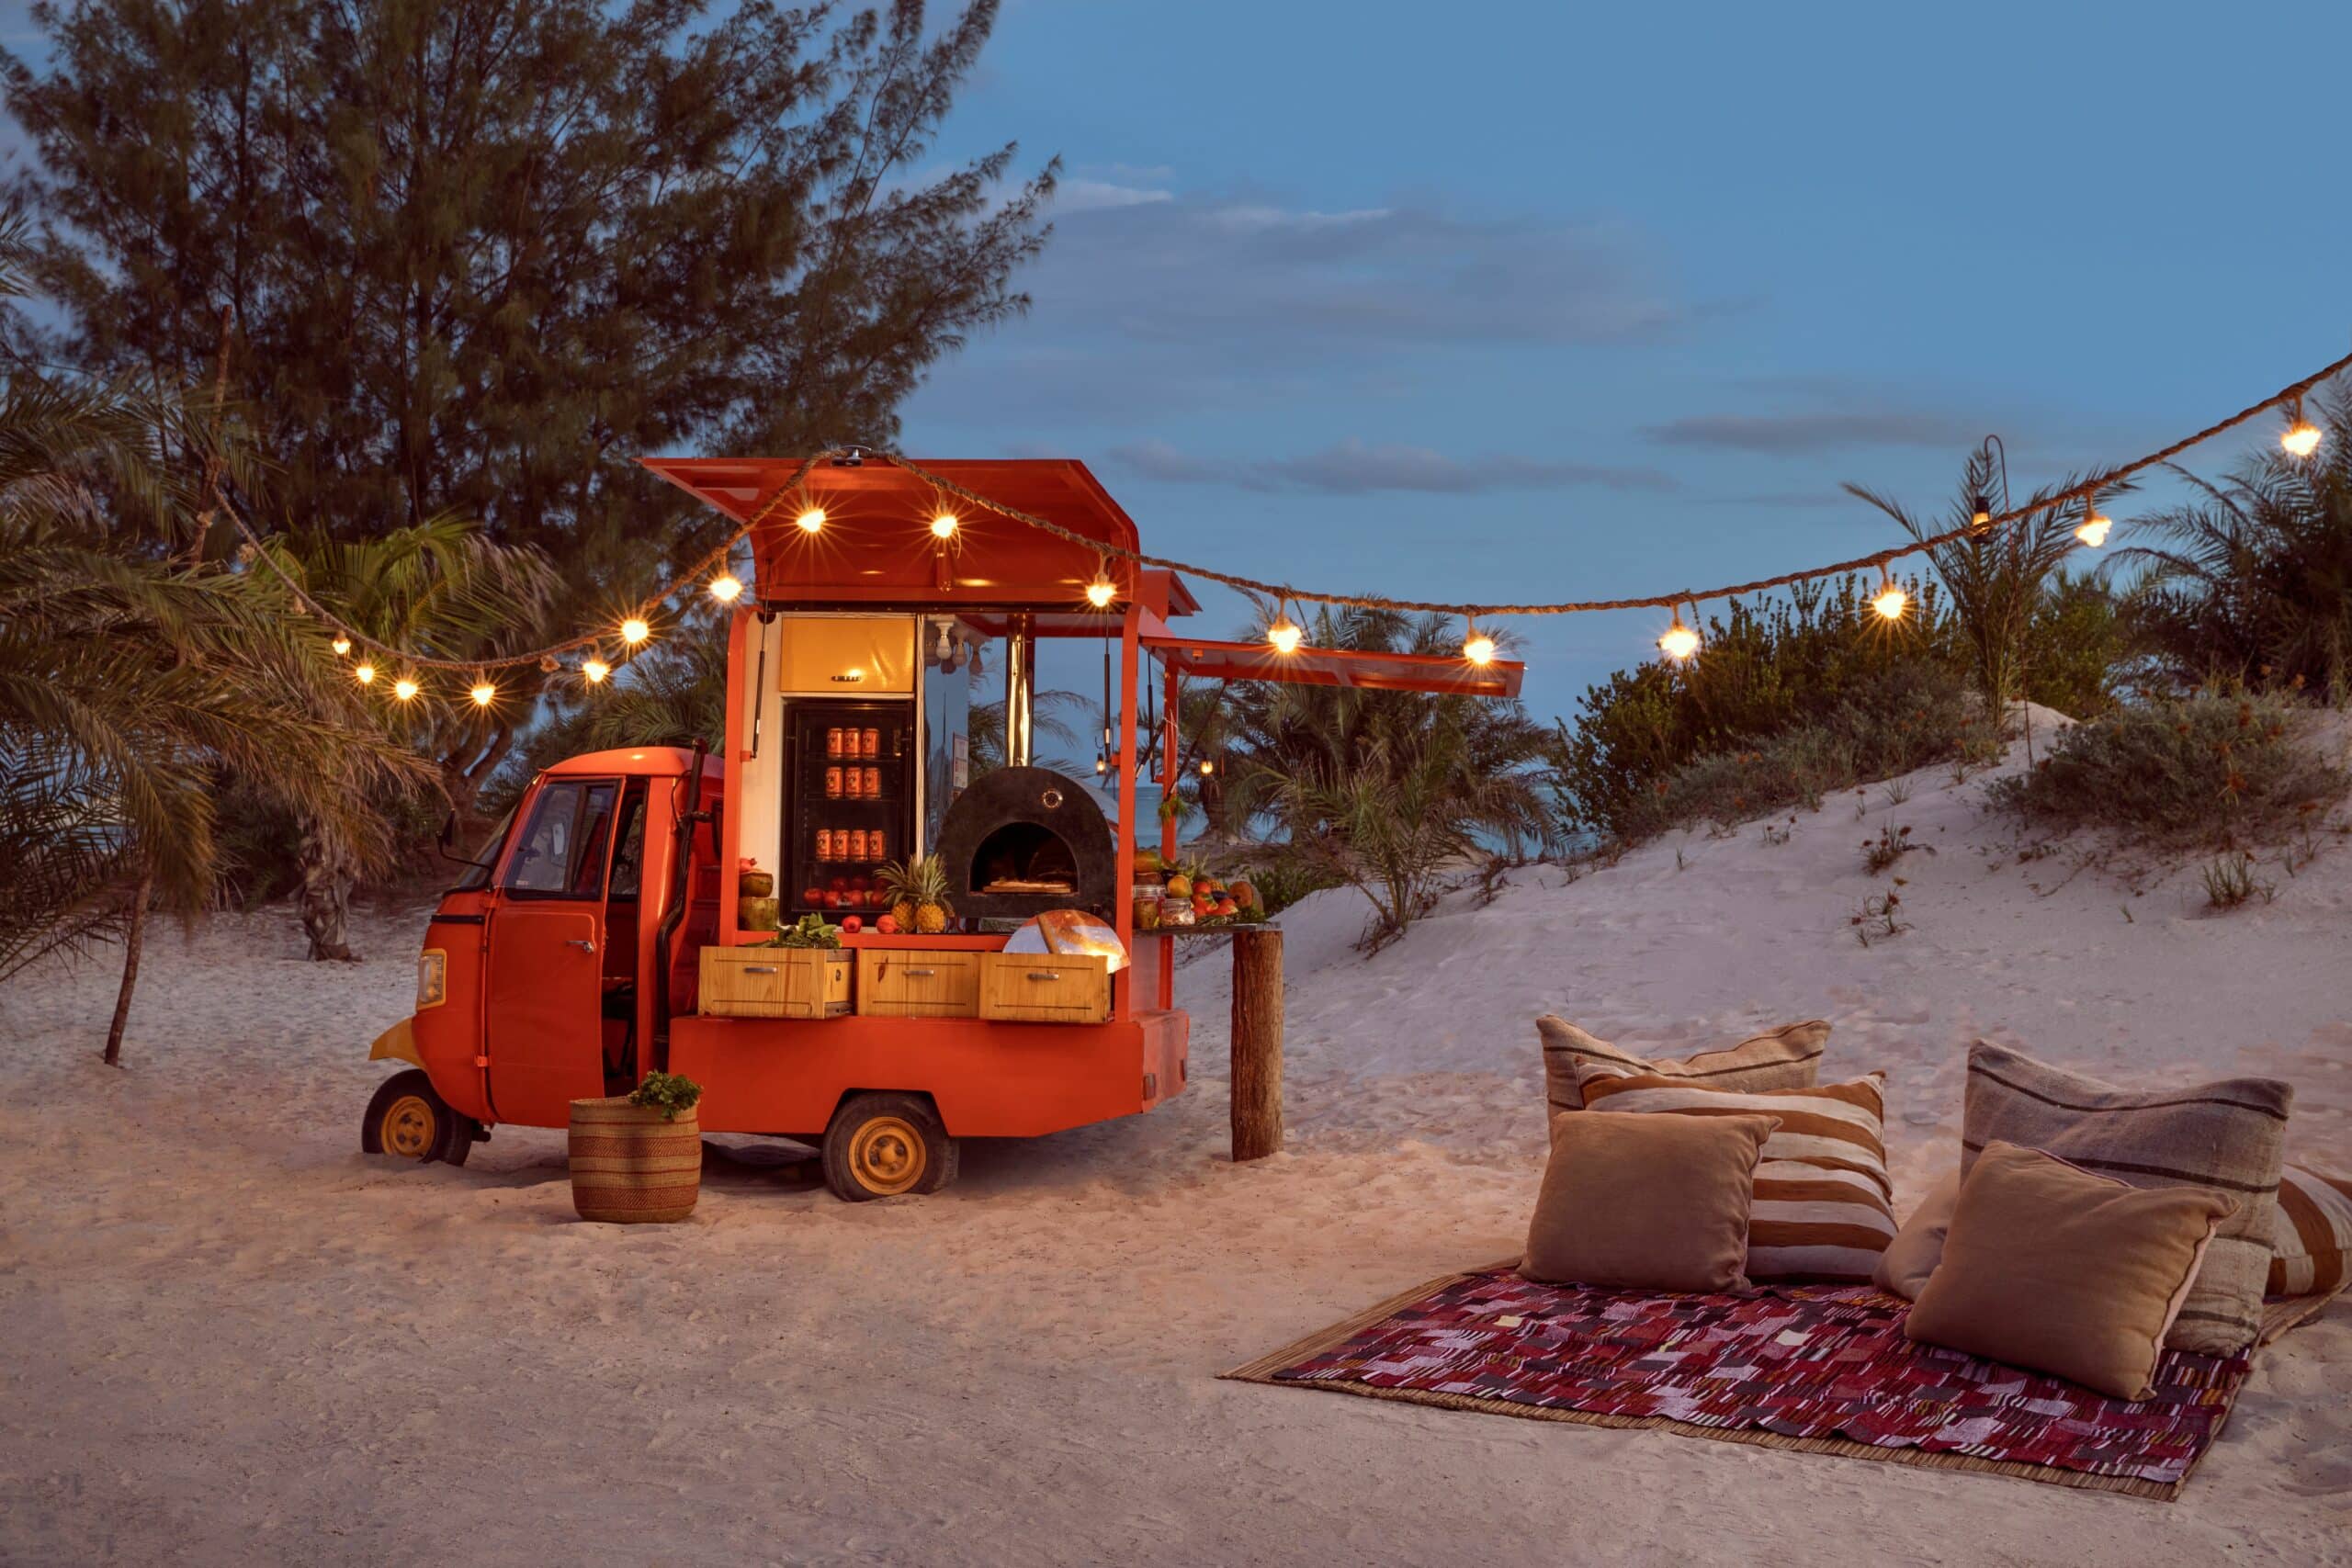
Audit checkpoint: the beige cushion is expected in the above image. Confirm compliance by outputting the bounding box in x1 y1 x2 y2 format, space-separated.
1521 1111 1781 1292
1962 1041 2290 1351
1538 1016 1828 1115
2271 1162 2352 1298
1578 1073 1895 1283
1874 1169 1962 1301
1906 1142 2235 1402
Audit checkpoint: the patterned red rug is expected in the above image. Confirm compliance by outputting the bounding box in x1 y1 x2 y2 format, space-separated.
1224 1264 2256 1500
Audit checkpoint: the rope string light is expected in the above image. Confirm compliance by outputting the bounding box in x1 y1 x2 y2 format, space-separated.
210 353 2352 690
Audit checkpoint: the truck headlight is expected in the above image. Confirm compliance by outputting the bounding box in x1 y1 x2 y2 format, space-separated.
416 949 447 1010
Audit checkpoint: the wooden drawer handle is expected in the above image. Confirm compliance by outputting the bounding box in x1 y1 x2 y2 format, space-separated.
742 965 777 975
1025 971 1060 982
904 967 937 978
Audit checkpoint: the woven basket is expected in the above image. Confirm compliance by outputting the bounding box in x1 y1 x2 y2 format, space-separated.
568 1097 702 1224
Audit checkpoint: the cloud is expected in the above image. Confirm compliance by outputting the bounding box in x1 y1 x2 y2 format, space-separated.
1645 410 1985 456
1109 436 1676 496
916 186 1689 423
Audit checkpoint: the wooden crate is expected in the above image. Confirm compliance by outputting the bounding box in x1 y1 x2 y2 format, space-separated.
698 945 853 1020
978 952 1112 1024
855 948 983 1019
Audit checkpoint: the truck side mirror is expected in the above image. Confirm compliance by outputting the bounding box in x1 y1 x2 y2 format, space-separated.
438 809 458 851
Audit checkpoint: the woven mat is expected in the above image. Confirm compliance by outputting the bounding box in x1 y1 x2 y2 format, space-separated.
1224 1263 2296 1501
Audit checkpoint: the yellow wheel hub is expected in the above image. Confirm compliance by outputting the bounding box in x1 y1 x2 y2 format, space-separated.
381 1093 437 1159
848 1115 926 1196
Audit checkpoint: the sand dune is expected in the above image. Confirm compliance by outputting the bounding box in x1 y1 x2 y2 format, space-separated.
4 713 2347 1565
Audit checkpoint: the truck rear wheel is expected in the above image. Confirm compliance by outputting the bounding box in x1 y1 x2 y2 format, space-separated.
821 1092 956 1201
362 1068 478 1168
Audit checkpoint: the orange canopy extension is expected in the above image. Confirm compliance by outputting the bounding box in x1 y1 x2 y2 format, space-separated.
1146 636 1522 698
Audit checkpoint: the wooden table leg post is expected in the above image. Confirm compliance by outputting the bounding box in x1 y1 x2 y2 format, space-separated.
1230 927 1283 1161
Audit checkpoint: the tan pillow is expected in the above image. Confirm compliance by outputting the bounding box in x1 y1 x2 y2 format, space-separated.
1874 1169 1962 1300
1521 1110 1781 1292
1961 1041 2288 1352
1577 1072 1895 1283
1905 1142 2236 1401
1537 1017 1826 1115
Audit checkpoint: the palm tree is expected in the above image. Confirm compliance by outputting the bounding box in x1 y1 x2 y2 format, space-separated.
0 519 431 1059
2115 382 2352 699
262 516 556 957
1204 604 1555 950
1846 448 2126 716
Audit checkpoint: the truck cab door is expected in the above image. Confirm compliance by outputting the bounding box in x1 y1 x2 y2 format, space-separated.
484 775 620 1126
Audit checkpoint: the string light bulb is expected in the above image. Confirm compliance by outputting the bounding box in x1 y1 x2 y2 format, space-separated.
709 572 742 604
795 506 826 535
1463 622 1497 666
1870 573 1908 622
354 661 377 685
930 513 958 540
2075 501 2112 547
469 680 496 708
582 658 610 685
2282 400 2323 458
1658 606 1701 663
1085 570 1117 609
392 677 420 703
330 635 352 657
619 616 650 647
1200 759 1216 776
1266 602 1304 655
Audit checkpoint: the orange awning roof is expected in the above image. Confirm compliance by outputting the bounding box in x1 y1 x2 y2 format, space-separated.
1143 635 1522 698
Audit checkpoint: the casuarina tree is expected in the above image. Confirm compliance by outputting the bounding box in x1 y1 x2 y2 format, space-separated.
5 0 1056 781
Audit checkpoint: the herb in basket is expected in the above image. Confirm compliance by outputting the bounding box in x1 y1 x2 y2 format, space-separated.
627 1071 704 1122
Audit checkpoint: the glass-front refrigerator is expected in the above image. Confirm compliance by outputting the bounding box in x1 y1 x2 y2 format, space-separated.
784 701 916 919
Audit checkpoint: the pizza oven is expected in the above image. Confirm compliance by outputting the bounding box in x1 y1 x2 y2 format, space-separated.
934 765 1117 922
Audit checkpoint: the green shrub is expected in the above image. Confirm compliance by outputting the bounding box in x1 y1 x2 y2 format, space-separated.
1989 692 2346 847
1553 576 1965 840
1238 856 1345 918
1602 660 1989 841
628 1071 704 1121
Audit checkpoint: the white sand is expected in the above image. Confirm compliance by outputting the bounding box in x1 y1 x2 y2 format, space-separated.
6 711 2350 1565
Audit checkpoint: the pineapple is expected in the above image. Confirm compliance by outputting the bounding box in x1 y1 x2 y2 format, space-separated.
878 854 954 935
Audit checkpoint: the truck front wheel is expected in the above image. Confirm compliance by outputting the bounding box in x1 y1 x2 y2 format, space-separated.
362 1068 478 1168
821 1092 956 1201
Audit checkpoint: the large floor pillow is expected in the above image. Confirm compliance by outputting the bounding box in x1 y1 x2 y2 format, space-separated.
1577 1072 1894 1284
2272 1163 2352 1298
1961 1042 2290 1353
1537 1017 1827 1116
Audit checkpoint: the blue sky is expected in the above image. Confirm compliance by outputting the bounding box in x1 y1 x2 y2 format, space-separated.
904 0 2352 720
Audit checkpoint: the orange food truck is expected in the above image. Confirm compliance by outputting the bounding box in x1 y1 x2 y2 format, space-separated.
360 457 1521 1200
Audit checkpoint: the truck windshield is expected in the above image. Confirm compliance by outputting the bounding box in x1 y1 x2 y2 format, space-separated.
448 807 516 891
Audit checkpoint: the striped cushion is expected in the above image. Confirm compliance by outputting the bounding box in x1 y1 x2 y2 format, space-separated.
2271 1163 2352 1298
1960 1042 2290 1354
1577 1073 1896 1284
1537 1016 1827 1115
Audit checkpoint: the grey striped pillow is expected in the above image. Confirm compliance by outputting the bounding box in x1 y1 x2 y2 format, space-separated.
1537 1017 1828 1115
1961 1042 2290 1354
1577 1072 1896 1284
